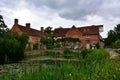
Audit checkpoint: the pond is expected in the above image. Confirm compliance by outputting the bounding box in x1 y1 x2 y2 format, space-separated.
0 59 80 79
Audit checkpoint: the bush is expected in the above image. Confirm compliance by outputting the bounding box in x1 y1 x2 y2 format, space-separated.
95 43 100 49
45 51 60 57
80 49 92 59
26 43 32 50
7 39 24 62
33 43 39 50
1 49 120 80
113 39 120 49
0 32 28 64
63 48 72 55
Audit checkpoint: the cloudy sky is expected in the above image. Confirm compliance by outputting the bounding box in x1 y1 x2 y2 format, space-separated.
0 0 120 38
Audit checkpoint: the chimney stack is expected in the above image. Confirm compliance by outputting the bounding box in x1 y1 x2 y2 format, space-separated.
41 27 44 32
14 19 18 25
26 23 30 30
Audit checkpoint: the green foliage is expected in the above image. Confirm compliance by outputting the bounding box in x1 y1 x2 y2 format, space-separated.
63 48 71 55
33 43 39 50
26 43 32 50
40 37 54 49
95 42 100 49
44 26 53 36
55 37 81 49
80 49 92 59
0 15 9 34
105 24 120 47
5 39 24 62
112 39 120 49
0 32 28 64
45 51 60 57
1 49 120 80
54 43 61 48
0 17 28 63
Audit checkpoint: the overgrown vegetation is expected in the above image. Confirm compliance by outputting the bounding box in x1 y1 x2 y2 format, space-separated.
104 24 120 48
0 15 28 64
40 37 54 49
1 49 120 80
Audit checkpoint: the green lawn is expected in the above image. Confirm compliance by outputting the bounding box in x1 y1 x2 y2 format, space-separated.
1 49 120 80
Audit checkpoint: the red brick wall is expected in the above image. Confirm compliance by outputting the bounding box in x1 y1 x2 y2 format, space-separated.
81 35 100 46
65 27 100 47
11 24 40 44
11 24 23 35
29 36 39 44
66 27 82 38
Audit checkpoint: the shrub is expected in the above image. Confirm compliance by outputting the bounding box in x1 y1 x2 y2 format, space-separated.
113 39 120 49
0 32 28 64
26 43 32 50
33 43 39 50
95 43 100 49
80 49 92 59
45 51 60 57
63 48 72 55
7 39 24 62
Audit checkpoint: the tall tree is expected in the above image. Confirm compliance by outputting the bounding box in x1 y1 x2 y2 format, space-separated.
0 14 8 34
114 24 120 39
0 14 28 64
44 26 53 36
105 24 120 47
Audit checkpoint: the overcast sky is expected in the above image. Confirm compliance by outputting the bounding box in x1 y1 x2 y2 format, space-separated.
0 0 120 38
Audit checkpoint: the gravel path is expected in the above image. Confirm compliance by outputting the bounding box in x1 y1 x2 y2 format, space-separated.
107 48 119 59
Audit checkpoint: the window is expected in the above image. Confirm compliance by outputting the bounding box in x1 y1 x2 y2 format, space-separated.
86 40 90 44
92 41 97 46
86 35 90 38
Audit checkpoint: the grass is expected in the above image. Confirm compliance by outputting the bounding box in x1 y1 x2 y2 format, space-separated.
1 49 120 80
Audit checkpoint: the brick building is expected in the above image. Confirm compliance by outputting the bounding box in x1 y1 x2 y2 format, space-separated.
11 19 48 49
53 25 103 49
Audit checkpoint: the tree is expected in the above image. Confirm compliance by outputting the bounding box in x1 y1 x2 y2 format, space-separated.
105 30 117 46
0 14 9 35
105 24 120 47
44 26 53 36
114 24 120 39
40 37 54 49
0 14 28 64
112 39 120 49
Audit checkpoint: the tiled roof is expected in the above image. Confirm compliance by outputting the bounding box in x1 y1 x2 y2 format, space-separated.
53 25 103 37
78 25 100 35
53 28 69 37
18 25 48 37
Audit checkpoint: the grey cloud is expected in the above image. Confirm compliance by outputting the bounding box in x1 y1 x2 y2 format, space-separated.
0 0 18 9
28 0 104 20
59 0 104 20
97 0 120 18
1 0 120 21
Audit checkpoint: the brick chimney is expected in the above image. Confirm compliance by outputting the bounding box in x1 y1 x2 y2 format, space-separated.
26 23 30 30
41 27 44 32
14 19 18 25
